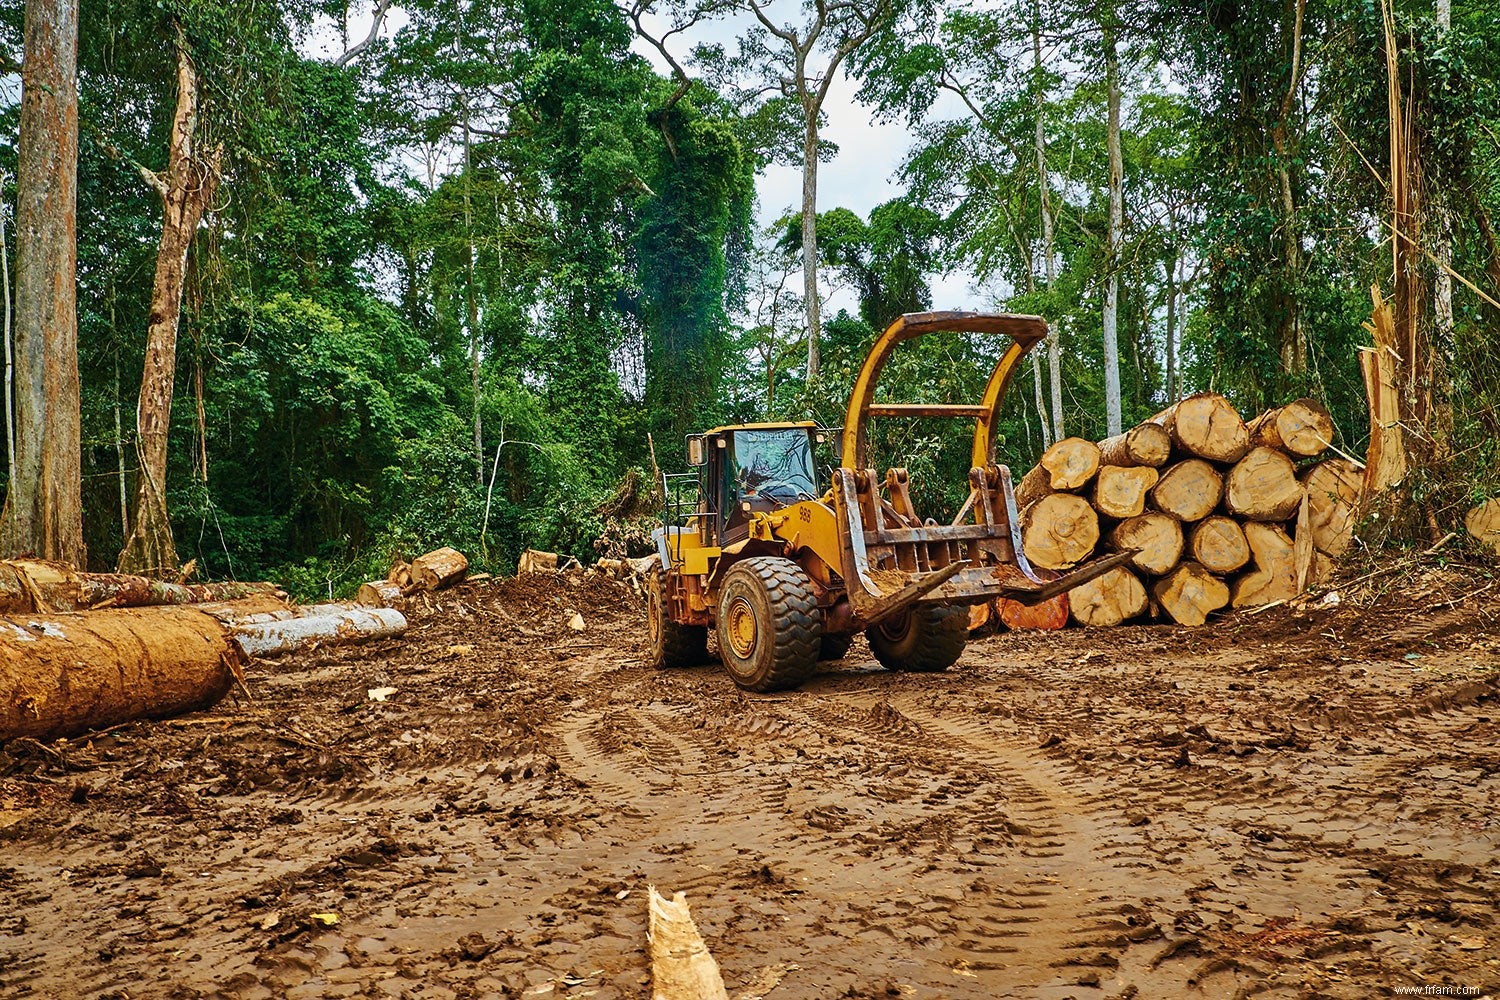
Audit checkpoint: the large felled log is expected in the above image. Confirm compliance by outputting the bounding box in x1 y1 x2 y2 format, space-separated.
1149 393 1250 463
1302 459 1363 556
1465 498 1500 556
1246 398 1335 458
1231 523 1297 608
1109 512 1184 576
516 549 560 575
1016 437 1102 506
1093 465 1160 519
1 607 245 742
1225 447 1302 522
1021 494 1100 570
356 579 406 609
231 607 408 658
0 559 279 614
1068 566 1147 627
648 887 729 1000
1150 460 1223 522
1152 562 1230 627
994 568 1069 630
1188 516 1250 575
410 547 468 591
1098 422 1172 468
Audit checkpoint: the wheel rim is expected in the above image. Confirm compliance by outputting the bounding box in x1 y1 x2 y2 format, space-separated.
725 595 759 658
876 610 914 644
648 586 662 646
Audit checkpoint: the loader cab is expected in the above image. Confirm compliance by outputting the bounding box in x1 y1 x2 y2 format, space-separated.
688 423 820 546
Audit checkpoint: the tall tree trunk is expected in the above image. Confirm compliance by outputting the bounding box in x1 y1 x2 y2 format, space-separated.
801 102 821 379
1165 245 1178 402
1034 1 1063 441
1 0 84 565
1431 0 1454 386
1272 0 1307 380
1 167 14 494
462 109 482 486
1102 18 1124 437
118 33 220 577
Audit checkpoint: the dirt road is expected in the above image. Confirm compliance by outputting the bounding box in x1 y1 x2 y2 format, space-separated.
2 571 1497 999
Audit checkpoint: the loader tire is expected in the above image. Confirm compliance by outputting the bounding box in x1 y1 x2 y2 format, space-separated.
866 604 968 673
819 633 854 661
715 556 822 692
647 561 707 669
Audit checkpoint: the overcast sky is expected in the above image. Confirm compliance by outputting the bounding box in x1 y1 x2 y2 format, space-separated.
310 3 988 316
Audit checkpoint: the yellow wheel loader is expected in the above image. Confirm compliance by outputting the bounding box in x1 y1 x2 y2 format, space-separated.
647 311 1131 692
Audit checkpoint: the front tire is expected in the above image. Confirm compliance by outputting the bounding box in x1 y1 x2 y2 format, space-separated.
866 604 967 673
819 633 854 661
715 557 822 692
647 561 707 669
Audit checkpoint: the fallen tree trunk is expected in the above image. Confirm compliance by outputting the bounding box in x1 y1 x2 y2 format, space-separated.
230 607 408 658
0 559 280 614
1246 398 1335 458
1 607 245 742
1097 422 1172 468
1068 566 1146 627
1150 459 1223 522
356 579 405 609
411 547 468 591
1153 562 1230 627
1021 494 1100 570
648 887 729 1000
1149 393 1250 464
1225 447 1302 522
517 549 560 575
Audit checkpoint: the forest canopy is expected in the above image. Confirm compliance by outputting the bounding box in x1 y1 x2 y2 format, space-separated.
0 0 1495 597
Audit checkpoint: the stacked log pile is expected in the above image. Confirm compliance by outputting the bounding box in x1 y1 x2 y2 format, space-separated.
1015 394 1359 627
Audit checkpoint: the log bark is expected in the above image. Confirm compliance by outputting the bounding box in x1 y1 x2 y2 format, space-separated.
356 579 405 609
1246 398 1334 457
1188 516 1250 575
1068 566 1146 627
1150 459 1223 522
1021 494 1100 570
1149 393 1250 463
1225 447 1302 522
1231 522 1297 608
1 606 243 741
648 886 729 1000
1153 562 1231 627
1097 422 1171 468
0 559 279 614
1109 512 1184 576
2 0 84 565
1016 437 1101 507
1302 459 1363 556
410 547 468 591
230 607 408 658
1464 498 1500 556
1093 465 1160 519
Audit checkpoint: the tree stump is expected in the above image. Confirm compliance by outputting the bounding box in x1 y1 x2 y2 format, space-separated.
1021 494 1100 570
1246 398 1335 457
1188 516 1250 574
1225 447 1302 522
1093 465 1160 519
1150 459 1223 522
411 547 468 591
1109 512 1184 576
1068 566 1147 627
1149 393 1250 463
1153 562 1231 626
1302 459 1363 556
1231 523 1297 608
1098 422 1172 468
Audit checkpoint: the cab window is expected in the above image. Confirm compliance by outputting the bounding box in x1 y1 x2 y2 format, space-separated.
731 429 817 505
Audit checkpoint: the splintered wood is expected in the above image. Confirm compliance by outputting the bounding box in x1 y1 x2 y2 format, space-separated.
1009 391 1363 628
647 887 729 1000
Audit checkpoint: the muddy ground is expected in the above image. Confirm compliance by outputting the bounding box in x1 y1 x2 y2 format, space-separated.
1 567 1497 1000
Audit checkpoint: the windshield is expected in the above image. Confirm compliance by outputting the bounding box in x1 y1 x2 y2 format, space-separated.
732 429 817 504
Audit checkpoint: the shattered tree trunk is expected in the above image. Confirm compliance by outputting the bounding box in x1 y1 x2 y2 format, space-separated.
648 887 729 1000
2 0 84 565
118 32 221 577
1 606 244 741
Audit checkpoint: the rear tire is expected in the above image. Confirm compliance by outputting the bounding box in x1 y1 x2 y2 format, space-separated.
715 557 822 692
866 604 967 673
819 633 854 661
647 561 707 669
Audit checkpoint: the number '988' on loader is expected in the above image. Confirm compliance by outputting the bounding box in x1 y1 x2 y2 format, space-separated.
647 311 1131 692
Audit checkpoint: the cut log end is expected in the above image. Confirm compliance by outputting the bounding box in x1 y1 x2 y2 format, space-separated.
1466 498 1500 556
1093 465 1160 520
1247 398 1335 458
1109 512 1184 576
1151 459 1224 522
1098 422 1172 468
1068 566 1147 627
1150 393 1250 463
1153 562 1230 627
1226 447 1302 522
1232 522 1297 608
1188 516 1250 575
411 547 468 592
1021 494 1101 570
